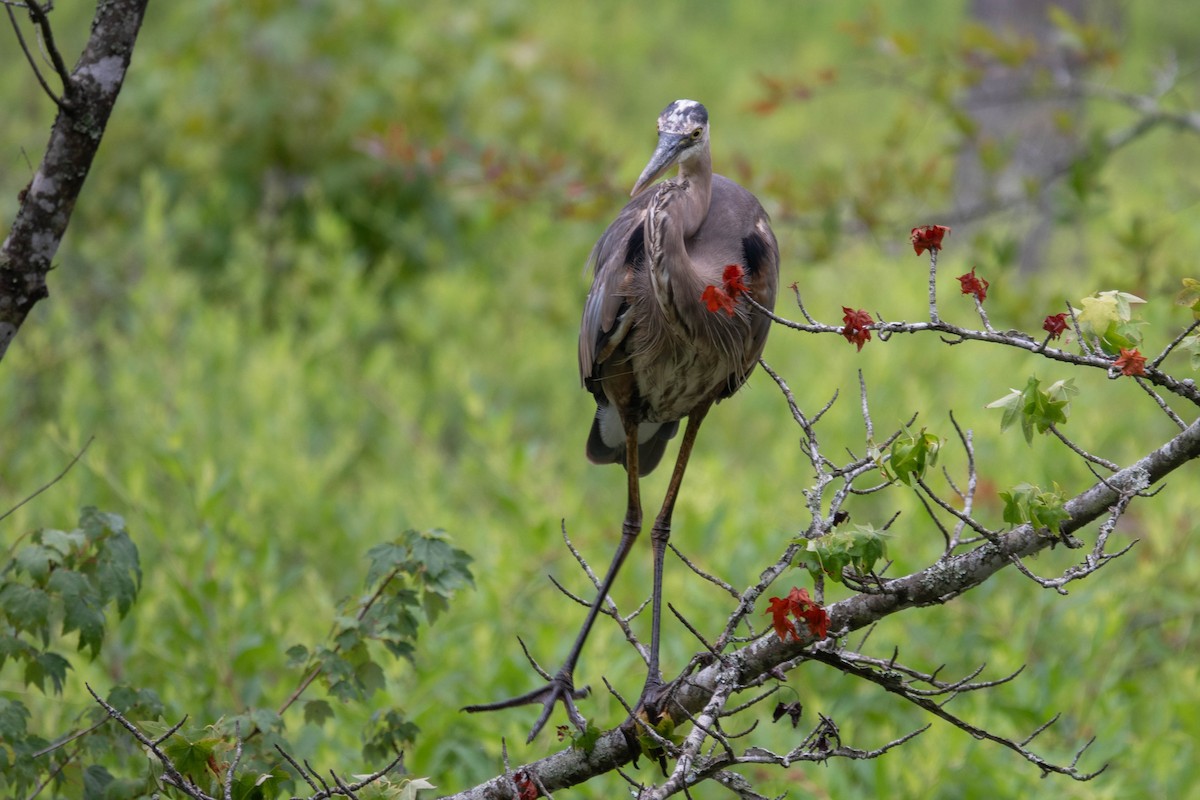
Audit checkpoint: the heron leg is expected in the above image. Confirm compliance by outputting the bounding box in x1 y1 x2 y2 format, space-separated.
463 416 644 743
639 402 711 720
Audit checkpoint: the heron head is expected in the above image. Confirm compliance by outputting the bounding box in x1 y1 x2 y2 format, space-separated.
631 99 710 197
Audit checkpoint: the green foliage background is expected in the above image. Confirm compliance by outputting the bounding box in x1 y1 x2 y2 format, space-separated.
3 1 1199 797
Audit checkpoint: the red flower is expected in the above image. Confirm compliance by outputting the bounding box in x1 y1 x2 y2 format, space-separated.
766 587 829 642
514 770 539 800
722 264 748 298
702 285 736 316
1042 313 1068 340
701 264 750 317
841 307 873 351
1115 348 1146 376
957 267 989 302
910 224 950 255
766 595 799 641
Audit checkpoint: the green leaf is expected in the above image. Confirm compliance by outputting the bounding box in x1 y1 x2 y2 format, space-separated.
285 644 309 667
0 697 31 739
986 376 1077 443
105 685 164 719
82 763 114 800
363 709 420 764
39 528 86 558
92 530 141 617
570 720 602 755
248 707 282 734
880 428 941 486
304 699 334 726
78 506 127 543
0 583 52 642
397 778 437 800
0 633 36 671
1178 332 1200 371
162 735 221 780
231 769 286 800
999 483 1070 533
25 651 71 694
356 659 386 696
1072 290 1147 354
365 541 409 588
798 525 890 584
407 532 454 577
1175 278 1200 318
15 545 59 583
48 569 106 657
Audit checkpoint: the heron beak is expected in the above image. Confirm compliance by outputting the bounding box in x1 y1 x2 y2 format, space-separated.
630 132 688 197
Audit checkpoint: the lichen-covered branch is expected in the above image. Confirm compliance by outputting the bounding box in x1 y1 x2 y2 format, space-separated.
0 0 150 361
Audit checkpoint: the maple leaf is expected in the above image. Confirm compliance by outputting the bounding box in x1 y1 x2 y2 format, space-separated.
1114 347 1146 376
766 587 830 642
722 264 749 298
910 224 950 255
1073 290 1147 355
786 587 830 639
957 267 989 302
766 595 799 641
701 285 736 316
1174 278 1200 319
1042 313 1068 340
797 603 830 639
986 376 1077 444
514 770 539 800
841 307 873 351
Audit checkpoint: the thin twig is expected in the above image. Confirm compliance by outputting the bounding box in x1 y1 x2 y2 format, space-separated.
1048 424 1119 471
4 3 62 108
0 436 94 525
24 0 73 93
927 246 940 323
1150 319 1200 370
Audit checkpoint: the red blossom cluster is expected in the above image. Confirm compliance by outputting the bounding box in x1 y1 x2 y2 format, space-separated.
701 264 750 316
766 586 829 641
910 224 950 255
1043 313 1069 340
1115 348 1146 376
514 769 539 800
957 267 989 302
841 307 873 351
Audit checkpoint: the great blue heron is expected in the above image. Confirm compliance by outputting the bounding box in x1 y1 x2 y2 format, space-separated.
466 99 779 742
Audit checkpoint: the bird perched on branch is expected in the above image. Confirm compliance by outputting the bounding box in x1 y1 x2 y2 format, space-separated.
465 99 779 741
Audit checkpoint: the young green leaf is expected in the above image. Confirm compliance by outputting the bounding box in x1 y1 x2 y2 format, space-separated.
1072 290 1147 355
1178 332 1200 371
880 428 941 486
798 525 890 583
986 376 1077 443
999 482 1070 533
1175 278 1200 318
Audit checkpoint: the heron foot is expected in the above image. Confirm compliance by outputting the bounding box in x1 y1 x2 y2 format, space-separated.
462 670 591 744
618 676 678 773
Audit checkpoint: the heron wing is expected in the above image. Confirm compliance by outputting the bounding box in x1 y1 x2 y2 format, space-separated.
683 176 780 395
578 190 656 385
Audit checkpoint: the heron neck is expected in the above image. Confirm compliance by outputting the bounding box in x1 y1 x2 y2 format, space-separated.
676 148 713 238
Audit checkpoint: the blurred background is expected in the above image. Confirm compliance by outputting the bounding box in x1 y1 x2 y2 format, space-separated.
3 1 1199 797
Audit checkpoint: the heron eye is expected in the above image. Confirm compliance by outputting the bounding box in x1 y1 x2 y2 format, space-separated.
691 128 703 140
